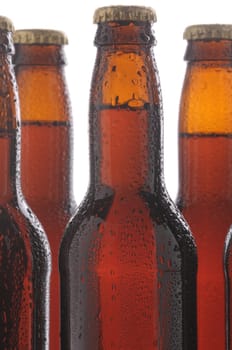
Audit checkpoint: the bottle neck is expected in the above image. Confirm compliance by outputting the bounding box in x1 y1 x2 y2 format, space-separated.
0 38 19 200
184 39 232 61
178 133 232 203
90 22 163 197
178 39 232 204
14 44 69 122
14 44 74 206
13 44 66 65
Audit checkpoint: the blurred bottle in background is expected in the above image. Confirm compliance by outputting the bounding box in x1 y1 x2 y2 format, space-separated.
0 17 50 349
176 24 232 349
14 29 77 350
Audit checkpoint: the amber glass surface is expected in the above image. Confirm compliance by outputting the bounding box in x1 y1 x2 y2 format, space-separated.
0 29 50 348
14 44 76 349
60 20 197 350
177 40 232 349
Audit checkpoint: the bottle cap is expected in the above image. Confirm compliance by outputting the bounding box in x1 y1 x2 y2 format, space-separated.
14 29 68 45
0 16 14 32
93 6 157 24
184 24 232 40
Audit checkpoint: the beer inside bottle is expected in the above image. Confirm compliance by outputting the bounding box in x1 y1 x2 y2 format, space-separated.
60 6 197 350
0 17 50 349
14 30 77 350
177 24 232 349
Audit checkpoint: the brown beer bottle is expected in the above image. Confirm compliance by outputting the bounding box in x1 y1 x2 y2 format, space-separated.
176 24 232 349
0 17 50 349
225 226 232 348
60 6 197 350
13 30 77 349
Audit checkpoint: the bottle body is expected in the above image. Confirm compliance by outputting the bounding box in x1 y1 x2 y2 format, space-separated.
3 194 50 349
225 226 232 349
0 22 50 349
177 33 232 349
60 11 197 350
14 35 77 350
60 187 196 350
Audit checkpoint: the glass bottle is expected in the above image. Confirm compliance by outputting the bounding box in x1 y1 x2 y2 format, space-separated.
13 29 77 350
60 6 197 350
176 24 232 349
0 17 50 349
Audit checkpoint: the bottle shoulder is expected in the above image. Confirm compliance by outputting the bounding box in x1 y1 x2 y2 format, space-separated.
61 190 196 259
177 196 232 212
5 198 51 264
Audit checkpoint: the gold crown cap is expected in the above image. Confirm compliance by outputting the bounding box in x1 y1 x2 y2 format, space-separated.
184 24 232 40
94 6 157 24
14 29 68 45
0 16 14 32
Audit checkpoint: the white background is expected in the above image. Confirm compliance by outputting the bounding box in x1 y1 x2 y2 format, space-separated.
2 0 232 205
